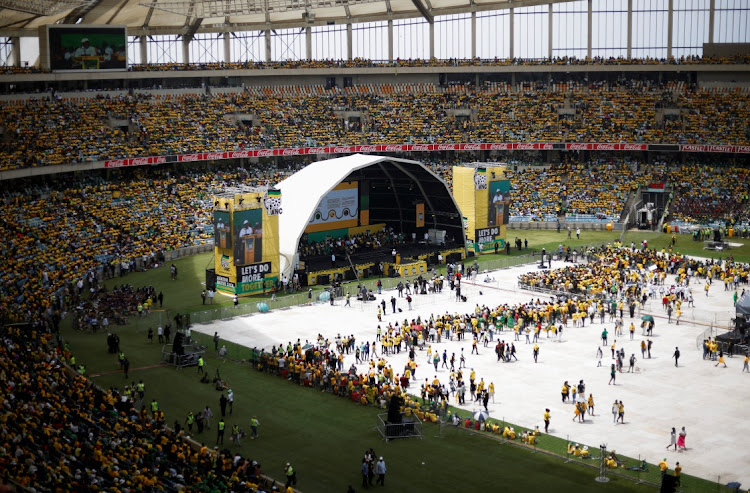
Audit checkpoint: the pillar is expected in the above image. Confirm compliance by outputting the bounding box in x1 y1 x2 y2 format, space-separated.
223 31 231 63
306 26 312 60
140 35 148 65
182 37 190 64
265 29 272 62
471 12 476 58
667 0 673 59
509 8 514 59
548 3 553 60
429 21 434 59
347 23 353 60
587 0 592 59
708 0 715 44
11 36 20 67
388 19 393 62
626 0 632 59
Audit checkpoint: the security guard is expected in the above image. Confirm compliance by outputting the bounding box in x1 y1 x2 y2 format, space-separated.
284 462 297 487
217 418 225 445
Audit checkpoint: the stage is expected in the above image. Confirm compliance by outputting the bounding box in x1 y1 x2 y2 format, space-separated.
301 242 464 286
193 259 749 487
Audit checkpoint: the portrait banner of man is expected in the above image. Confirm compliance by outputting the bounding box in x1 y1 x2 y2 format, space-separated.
233 209 263 265
488 179 511 227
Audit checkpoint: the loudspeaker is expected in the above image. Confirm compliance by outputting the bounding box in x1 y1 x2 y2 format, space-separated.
660 474 677 493
172 332 185 356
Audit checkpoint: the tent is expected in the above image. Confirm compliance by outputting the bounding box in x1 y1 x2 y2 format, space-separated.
736 292 750 316
275 154 465 279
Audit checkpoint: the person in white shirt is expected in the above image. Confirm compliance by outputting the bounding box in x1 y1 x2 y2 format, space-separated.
72 39 97 68
239 220 253 238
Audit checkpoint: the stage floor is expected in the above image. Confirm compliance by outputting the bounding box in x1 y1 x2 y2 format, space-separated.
194 258 749 486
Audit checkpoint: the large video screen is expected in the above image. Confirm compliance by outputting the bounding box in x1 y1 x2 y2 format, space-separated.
233 209 263 266
47 25 127 71
305 182 359 233
488 179 510 227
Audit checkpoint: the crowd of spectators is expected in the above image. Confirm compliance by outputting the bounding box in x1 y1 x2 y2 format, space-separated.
297 229 402 261
3 54 749 76
518 244 749 299
2 154 748 329
121 54 750 72
0 164 296 326
2 80 749 170
0 325 279 492
668 164 750 224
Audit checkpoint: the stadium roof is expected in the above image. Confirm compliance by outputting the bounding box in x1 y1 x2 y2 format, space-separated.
0 0 569 37
275 153 464 279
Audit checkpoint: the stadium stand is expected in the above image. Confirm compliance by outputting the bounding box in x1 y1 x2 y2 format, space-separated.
0 324 278 492
1 81 749 170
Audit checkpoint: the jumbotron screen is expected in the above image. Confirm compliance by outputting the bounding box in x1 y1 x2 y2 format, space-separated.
46 25 127 71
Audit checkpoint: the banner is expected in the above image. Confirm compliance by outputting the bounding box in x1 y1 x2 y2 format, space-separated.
488 179 511 228
103 142 750 168
416 203 425 228
213 210 231 249
475 226 500 244
306 181 359 233
236 262 275 294
474 168 487 190
264 189 282 216
215 275 236 294
233 208 264 265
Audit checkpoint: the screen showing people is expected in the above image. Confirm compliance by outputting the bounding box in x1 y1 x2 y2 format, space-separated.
488 179 511 227
214 211 231 250
47 26 127 71
233 209 263 265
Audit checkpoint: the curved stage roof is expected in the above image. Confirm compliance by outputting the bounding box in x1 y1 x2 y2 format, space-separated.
275 153 465 279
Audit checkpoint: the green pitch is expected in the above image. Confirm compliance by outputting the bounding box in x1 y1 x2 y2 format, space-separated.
62 229 746 492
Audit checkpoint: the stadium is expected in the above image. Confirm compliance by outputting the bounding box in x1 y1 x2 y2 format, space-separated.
1 0 750 491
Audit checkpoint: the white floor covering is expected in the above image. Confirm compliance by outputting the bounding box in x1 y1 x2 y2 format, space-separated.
193 259 750 486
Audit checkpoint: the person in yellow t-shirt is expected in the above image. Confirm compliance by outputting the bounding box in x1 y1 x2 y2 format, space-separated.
715 350 727 368
544 408 551 433
658 458 668 476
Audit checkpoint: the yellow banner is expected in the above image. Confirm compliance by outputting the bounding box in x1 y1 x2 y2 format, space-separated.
416 203 425 228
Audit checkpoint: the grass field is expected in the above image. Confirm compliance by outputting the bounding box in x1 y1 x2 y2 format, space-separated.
62 229 748 492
